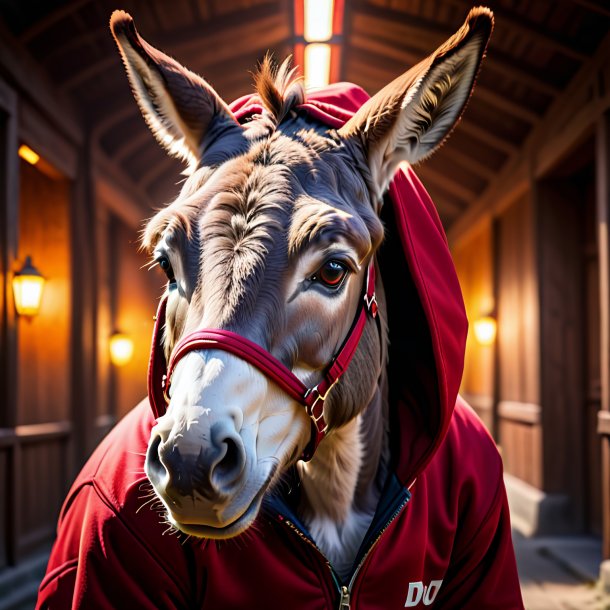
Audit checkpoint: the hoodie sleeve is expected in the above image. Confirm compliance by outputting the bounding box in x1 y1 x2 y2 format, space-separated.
430 399 524 609
36 401 202 610
36 482 195 610
434 478 524 609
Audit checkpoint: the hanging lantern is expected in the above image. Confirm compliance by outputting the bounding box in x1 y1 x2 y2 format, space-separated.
109 333 134 366
473 316 497 346
12 256 45 318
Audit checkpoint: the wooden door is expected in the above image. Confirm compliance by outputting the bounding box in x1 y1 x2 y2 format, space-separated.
582 169 602 535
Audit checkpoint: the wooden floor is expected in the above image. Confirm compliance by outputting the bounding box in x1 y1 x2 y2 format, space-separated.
514 531 610 610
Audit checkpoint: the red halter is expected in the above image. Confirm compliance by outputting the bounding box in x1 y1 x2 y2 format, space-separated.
147 262 378 461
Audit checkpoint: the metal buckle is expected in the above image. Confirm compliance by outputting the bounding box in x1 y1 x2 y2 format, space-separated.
364 292 378 318
304 379 339 431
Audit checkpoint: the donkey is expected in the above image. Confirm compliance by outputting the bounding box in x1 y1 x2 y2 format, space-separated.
111 6 491 576
34 6 520 607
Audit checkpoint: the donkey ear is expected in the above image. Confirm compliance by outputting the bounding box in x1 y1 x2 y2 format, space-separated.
339 7 493 201
110 10 239 170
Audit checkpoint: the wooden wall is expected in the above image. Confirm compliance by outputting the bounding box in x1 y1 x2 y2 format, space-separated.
496 192 543 489
0 159 73 565
111 216 161 420
454 191 544 489
452 219 495 431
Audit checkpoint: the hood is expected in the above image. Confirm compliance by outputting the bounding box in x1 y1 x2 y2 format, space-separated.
231 84 468 486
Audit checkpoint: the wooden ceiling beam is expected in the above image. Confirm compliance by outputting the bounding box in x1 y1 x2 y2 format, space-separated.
444 0 589 62
348 26 562 101
567 0 610 18
484 53 562 98
20 0 91 43
139 158 182 192
59 10 289 93
459 121 518 156
416 165 476 205
448 29 610 244
441 147 496 182
114 130 155 164
474 88 541 124
90 52 265 141
347 40 541 128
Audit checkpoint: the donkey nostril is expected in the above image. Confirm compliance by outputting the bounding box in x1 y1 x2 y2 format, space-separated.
216 437 240 479
209 431 246 489
146 434 166 482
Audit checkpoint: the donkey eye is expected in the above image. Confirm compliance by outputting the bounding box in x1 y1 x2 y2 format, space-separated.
312 260 349 288
156 255 175 282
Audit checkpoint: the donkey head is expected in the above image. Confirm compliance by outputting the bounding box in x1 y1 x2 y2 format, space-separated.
111 7 492 538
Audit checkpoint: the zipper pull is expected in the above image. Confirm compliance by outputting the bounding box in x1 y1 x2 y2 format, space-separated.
338 585 350 610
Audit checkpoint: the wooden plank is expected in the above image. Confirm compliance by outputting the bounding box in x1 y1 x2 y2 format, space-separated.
350 19 562 98
17 163 72 425
568 0 610 18
597 112 610 558
537 179 585 513
0 21 81 146
445 0 589 62
440 147 496 182
474 88 541 125
498 401 541 425
0 77 19 433
459 121 518 156
20 0 91 43
14 421 71 441
69 134 98 467
93 147 153 229
348 32 541 126
61 10 289 93
485 53 561 98
19 102 78 180
416 165 474 204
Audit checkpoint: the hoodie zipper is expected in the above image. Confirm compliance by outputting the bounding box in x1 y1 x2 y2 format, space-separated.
279 491 411 609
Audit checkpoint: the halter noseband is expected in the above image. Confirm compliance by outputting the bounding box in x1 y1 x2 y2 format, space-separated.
147 262 378 461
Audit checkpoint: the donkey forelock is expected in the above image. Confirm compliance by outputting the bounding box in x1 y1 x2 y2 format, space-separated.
143 60 383 351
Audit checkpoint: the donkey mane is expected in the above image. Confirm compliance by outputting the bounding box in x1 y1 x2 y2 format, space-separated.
253 55 305 126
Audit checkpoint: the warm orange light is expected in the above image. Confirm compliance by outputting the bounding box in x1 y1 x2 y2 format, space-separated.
304 43 331 90
109 333 134 366
18 144 40 165
12 256 45 317
304 0 334 42
473 316 497 346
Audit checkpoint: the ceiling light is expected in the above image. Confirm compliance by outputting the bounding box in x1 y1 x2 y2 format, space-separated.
304 43 331 90
304 0 334 42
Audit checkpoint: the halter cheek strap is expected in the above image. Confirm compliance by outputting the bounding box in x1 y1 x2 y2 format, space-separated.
147 262 378 461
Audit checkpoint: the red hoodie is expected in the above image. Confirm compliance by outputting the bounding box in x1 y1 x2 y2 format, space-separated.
37 84 524 609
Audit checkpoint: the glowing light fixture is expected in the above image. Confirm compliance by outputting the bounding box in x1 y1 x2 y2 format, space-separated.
473 316 497 346
109 333 134 367
304 43 331 89
18 144 40 166
304 0 334 42
12 256 45 318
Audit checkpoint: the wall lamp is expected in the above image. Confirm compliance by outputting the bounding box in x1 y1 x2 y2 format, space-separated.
473 315 497 346
109 332 134 367
12 256 45 318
